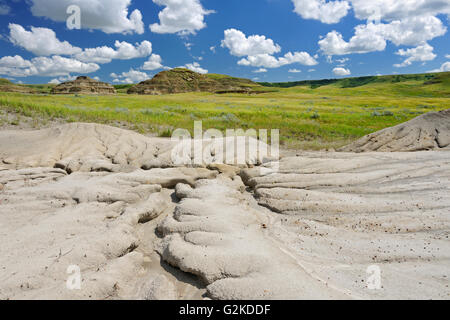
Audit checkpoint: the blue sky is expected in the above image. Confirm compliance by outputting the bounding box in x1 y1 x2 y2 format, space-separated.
0 0 449 84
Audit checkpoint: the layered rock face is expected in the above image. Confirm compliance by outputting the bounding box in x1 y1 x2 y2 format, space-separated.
340 109 450 152
51 76 116 95
127 68 261 95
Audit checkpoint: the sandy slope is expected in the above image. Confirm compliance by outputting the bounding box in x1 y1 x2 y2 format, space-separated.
0 123 449 300
341 109 450 152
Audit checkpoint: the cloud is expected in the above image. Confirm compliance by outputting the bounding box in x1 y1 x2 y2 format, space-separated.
9 23 82 56
291 0 350 24
319 16 446 55
0 55 33 69
8 24 158 65
222 29 316 69
184 62 208 74
377 16 446 46
428 61 450 73
291 0 450 25
333 67 351 76
221 29 281 57
253 68 267 73
336 57 349 64
48 74 78 84
75 40 153 64
150 0 213 35
350 0 450 21
111 69 149 84
288 69 302 73
142 54 164 71
319 28 386 56
0 55 99 77
394 43 436 67
238 52 318 68
0 2 10 15
446 54 450 59
30 0 144 34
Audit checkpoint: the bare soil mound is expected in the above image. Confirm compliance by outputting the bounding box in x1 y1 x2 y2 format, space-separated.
0 123 269 173
340 109 450 152
127 68 263 95
51 76 116 95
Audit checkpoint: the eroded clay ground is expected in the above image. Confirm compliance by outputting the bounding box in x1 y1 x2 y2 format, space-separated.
0 123 449 300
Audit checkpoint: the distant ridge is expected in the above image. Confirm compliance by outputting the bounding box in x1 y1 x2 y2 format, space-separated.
260 71 450 89
0 78 36 94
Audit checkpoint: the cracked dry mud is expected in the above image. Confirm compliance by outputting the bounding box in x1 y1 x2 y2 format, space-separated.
0 120 449 300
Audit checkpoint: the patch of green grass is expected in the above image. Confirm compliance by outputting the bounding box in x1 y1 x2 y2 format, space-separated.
113 84 135 94
0 72 448 150
0 78 13 85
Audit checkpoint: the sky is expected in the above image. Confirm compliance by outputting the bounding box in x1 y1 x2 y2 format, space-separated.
0 0 449 84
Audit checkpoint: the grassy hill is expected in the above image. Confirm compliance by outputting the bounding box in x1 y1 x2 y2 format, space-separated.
113 84 135 94
0 78 13 85
260 72 450 90
1 71 449 149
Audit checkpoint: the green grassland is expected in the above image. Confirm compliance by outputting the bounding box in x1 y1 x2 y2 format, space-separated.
0 72 449 150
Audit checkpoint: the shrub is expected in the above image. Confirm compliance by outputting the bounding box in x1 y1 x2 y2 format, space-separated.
310 112 320 120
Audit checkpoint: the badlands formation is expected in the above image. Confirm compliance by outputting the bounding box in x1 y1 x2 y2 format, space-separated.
0 111 449 300
127 68 265 95
51 76 117 95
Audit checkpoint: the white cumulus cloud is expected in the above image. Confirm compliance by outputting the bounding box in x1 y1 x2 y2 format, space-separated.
291 0 350 24
111 69 149 84
394 43 436 67
350 0 450 21
150 0 213 35
9 23 82 56
222 29 317 69
48 74 78 84
184 62 208 74
221 29 281 57
0 55 99 77
333 67 351 76
253 68 267 73
48 79 61 84
428 62 450 73
319 16 446 56
30 0 144 34
9 24 156 65
238 52 318 69
142 54 164 71
75 41 153 64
